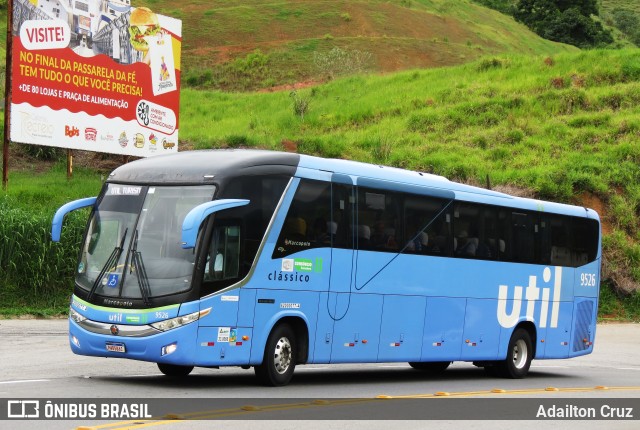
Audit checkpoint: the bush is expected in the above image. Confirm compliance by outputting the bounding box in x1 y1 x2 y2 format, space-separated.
0 198 85 299
21 144 63 161
313 47 373 80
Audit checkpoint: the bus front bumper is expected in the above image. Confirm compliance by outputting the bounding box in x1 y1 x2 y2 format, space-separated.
69 317 197 366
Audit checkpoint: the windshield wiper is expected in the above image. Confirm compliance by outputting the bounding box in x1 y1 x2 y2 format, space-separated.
130 229 152 306
87 228 128 302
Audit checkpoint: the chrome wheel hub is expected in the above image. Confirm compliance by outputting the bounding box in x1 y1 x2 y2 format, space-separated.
274 337 292 374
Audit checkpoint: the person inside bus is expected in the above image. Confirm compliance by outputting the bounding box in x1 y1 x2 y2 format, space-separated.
371 220 398 250
357 224 371 249
283 215 307 242
405 220 429 253
311 217 333 246
455 230 478 257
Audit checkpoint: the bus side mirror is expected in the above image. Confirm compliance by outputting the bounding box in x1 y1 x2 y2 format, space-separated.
181 199 250 249
51 197 97 242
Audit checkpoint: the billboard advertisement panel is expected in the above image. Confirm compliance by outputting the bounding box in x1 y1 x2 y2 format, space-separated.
9 0 182 157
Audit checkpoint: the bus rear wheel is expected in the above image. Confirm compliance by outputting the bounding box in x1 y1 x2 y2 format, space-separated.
255 323 297 386
157 363 194 377
408 361 451 374
495 328 532 379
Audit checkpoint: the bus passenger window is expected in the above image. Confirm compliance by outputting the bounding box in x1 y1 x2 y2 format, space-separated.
357 188 400 252
572 218 599 266
548 215 572 266
272 180 331 258
402 195 449 257
511 212 536 264
452 202 497 260
331 183 355 250
497 209 510 261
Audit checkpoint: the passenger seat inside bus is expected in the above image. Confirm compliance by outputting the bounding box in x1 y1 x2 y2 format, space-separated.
551 246 572 266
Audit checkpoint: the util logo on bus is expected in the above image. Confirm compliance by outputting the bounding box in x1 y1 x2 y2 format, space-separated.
497 267 563 329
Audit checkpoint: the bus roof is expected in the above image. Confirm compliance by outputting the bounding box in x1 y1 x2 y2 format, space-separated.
107 149 300 184
107 149 598 220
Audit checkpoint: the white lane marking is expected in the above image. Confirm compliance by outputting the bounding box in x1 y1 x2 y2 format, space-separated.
615 367 640 371
0 379 50 384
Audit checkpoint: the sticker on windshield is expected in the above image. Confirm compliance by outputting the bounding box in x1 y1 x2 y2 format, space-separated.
108 186 142 196
229 329 237 343
77 262 85 274
106 274 120 288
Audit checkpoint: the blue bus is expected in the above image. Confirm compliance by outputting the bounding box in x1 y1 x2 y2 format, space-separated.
52 150 601 386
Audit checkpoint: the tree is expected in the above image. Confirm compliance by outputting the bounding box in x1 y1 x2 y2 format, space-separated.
611 8 640 46
514 0 613 48
554 0 598 16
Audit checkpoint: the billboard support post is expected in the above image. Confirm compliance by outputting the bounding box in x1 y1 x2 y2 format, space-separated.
67 149 73 179
3 0 14 191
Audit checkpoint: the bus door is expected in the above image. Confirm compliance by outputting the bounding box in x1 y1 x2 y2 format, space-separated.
314 175 356 362
329 176 386 363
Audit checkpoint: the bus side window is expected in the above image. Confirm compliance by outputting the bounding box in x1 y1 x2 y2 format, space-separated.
451 203 497 260
331 183 355 250
572 218 599 266
401 194 449 257
204 225 241 281
511 212 536 264
549 215 572 266
357 188 400 252
497 209 510 261
272 180 331 259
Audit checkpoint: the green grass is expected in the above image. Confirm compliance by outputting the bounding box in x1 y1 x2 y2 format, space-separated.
602 0 640 15
179 50 639 198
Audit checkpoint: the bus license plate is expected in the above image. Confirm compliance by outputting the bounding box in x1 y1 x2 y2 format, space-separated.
106 342 126 353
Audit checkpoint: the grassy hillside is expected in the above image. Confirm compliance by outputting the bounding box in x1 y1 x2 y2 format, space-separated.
130 0 577 90
176 49 640 310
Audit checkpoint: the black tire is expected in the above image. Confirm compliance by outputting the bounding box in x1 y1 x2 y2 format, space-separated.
157 363 194 377
495 328 533 379
254 324 297 386
408 361 451 373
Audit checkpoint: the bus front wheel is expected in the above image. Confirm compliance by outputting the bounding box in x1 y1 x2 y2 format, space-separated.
157 363 194 377
495 328 532 379
255 323 297 386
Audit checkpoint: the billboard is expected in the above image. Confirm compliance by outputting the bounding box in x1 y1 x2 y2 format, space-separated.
9 0 182 157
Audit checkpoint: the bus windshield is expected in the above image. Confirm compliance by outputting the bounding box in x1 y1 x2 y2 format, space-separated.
76 184 215 300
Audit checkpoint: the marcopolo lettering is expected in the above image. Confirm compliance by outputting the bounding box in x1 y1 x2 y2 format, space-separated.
497 267 563 329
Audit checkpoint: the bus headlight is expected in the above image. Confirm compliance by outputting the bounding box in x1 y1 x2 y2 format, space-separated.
69 307 87 323
161 342 178 356
150 308 211 332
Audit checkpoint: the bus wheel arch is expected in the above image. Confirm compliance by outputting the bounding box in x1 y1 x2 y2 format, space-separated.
254 317 309 386
496 323 535 379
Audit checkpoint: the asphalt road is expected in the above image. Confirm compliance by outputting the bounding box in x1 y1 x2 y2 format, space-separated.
1 320 639 429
